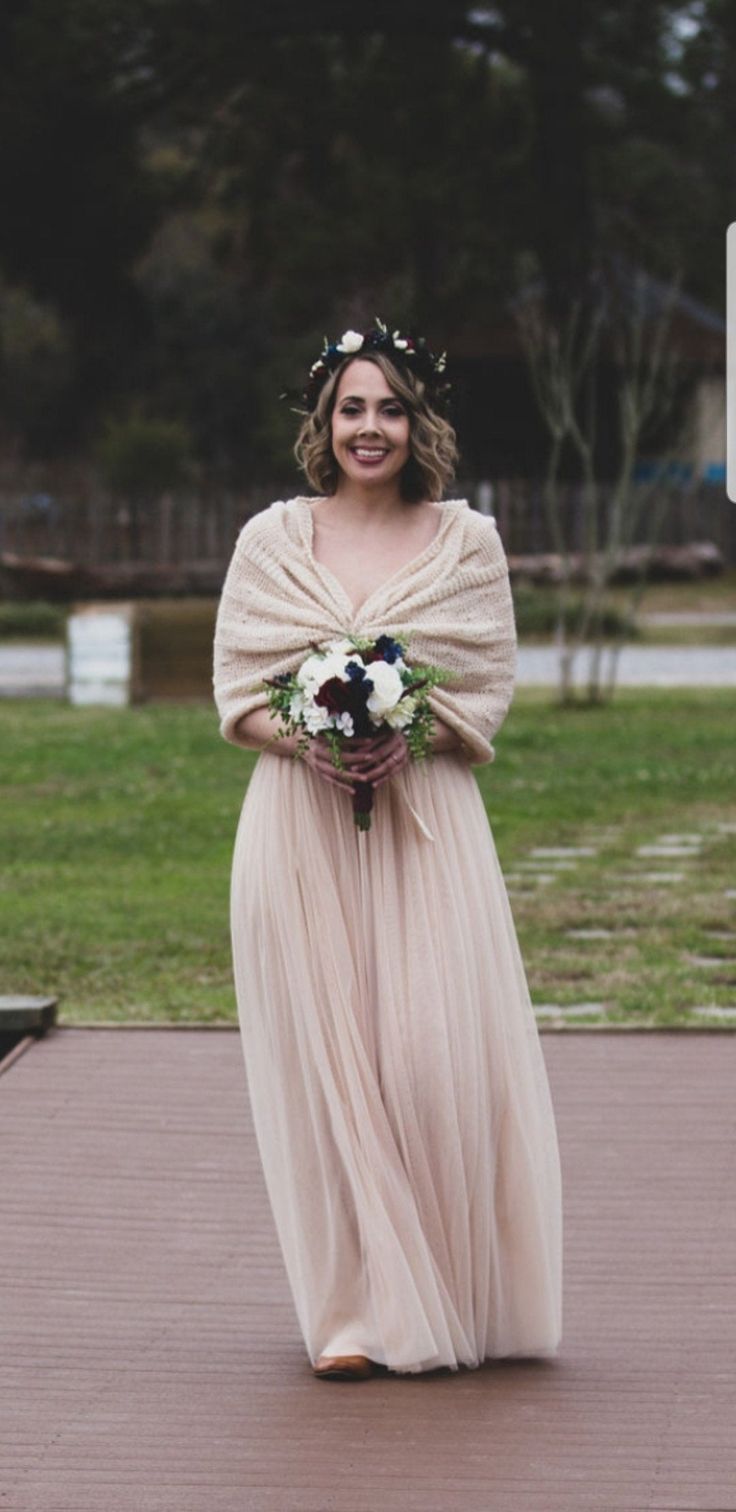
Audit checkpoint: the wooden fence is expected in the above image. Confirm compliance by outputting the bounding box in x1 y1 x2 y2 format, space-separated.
0 476 733 569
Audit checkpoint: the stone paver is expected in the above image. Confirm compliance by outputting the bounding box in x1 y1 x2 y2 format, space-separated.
635 844 701 858
516 859 577 872
657 833 706 845
533 1003 607 1017
627 870 686 884
529 847 598 859
565 928 614 940
686 954 736 969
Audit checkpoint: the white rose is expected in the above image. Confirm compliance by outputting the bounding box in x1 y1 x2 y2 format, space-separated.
297 648 351 691
365 660 404 719
303 701 331 735
316 651 352 685
336 330 364 353
296 652 329 690
384 693 417 730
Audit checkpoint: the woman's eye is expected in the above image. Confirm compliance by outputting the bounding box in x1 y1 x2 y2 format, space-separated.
339 404 405 419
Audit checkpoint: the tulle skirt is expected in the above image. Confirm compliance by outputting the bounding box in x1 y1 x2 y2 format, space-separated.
229 748 562 1373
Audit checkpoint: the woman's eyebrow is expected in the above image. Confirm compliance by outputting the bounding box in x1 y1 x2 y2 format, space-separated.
339 395 402 403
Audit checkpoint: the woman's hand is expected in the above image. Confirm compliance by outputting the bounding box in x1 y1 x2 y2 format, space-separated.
299 733 359 793
238 705 463 790
301 728 410 794
337 729 411 790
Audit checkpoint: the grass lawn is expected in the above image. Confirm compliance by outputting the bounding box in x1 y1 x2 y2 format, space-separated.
606 567 736 616
1 691 734 1029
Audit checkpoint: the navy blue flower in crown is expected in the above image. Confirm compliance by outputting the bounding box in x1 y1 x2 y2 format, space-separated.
280 317 451 414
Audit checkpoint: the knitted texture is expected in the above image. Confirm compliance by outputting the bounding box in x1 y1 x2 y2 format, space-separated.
213 495 517 765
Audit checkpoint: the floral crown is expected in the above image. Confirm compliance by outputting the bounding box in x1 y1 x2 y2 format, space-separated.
281 316 451 414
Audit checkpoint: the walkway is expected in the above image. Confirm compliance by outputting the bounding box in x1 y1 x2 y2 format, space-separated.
1 1026 734 1510
515 642 736 687
0 645 66 698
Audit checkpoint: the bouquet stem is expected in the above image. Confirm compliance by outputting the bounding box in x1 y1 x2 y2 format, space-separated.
352 779 374 831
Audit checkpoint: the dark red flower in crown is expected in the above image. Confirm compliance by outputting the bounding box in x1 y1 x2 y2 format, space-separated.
280 316 451 415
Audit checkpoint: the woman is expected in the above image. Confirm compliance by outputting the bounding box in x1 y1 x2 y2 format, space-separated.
213 321 562 1380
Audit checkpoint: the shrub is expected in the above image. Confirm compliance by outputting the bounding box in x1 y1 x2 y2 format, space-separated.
0 601 66 639
512 585 638 639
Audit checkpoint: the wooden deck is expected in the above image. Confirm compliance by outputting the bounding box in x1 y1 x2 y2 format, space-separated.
1 1026 734 1511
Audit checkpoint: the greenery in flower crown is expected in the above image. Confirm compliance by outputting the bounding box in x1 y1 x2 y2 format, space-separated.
281 316 451 414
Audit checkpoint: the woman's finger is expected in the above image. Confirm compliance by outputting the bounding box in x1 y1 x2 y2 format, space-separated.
357 748 410 785
305 732 407 793
303 754 354 788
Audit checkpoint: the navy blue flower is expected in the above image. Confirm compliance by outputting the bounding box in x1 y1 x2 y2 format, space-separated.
372 635 405 664
346 660 374 691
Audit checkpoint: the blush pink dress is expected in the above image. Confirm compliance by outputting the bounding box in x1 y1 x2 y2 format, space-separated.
214 496 563 1374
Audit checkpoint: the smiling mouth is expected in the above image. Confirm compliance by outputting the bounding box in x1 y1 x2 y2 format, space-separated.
351 447 389 459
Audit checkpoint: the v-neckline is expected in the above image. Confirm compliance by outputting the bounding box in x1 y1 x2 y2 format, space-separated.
293 495 463 621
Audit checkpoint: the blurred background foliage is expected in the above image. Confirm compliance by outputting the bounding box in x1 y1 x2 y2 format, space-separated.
0 0 732 483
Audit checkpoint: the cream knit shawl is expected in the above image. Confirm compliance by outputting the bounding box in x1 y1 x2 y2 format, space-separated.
213 495 517 770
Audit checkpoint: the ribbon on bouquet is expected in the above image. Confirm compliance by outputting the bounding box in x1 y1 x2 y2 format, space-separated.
353 773 435 843
396 778 436 843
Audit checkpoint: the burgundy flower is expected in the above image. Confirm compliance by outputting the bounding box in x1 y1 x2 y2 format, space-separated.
314 675 352 715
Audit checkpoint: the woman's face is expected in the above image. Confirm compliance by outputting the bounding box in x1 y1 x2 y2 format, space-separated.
330 359 411 487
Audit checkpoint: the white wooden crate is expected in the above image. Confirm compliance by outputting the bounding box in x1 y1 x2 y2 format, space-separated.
66 603 141 706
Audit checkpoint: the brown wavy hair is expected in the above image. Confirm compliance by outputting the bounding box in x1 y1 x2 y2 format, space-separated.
293 352 459 503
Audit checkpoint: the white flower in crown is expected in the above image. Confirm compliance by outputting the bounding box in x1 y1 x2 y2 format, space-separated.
392 329 408 350
336 330 364 353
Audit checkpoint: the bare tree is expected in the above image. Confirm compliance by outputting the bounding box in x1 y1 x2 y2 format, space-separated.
514 266 694 703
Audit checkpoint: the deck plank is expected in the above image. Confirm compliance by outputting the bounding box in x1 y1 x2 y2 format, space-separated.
1 1027 734 1511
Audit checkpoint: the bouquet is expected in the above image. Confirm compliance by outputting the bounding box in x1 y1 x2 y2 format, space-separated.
261 633 450 831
